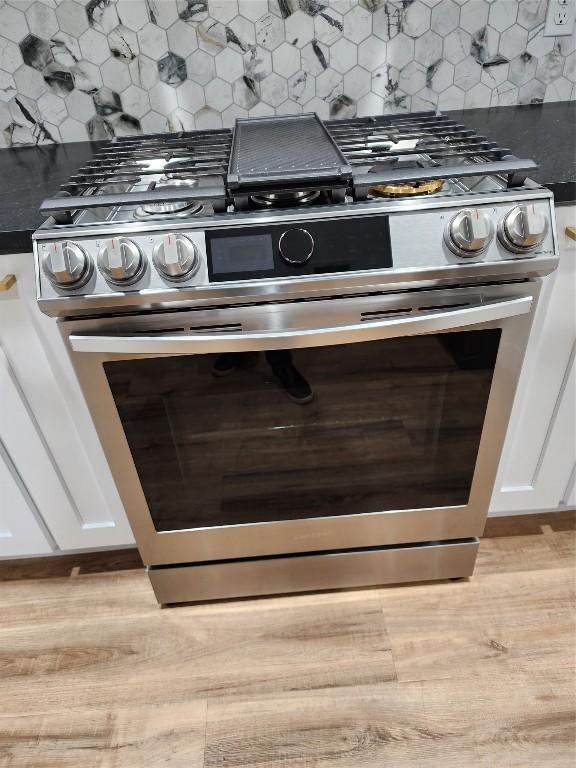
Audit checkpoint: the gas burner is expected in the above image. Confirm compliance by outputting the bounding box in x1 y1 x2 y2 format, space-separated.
369 179 445 198
163 158 201 180
250 190 321 208
134 178 203 219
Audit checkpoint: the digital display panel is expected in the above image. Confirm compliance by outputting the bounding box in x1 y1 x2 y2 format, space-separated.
210 234 274 274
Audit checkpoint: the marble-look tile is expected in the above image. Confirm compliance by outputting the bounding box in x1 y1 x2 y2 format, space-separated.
488 1 517 33
239 0 268 22
509 52 538 86
101 57 132 91
330 93 356 118
330 38 357 73
56 0 89 38
314 9 344 46
500 25 528 61
260 71 288 105
343 65 371 98
18 35 51 72
431 0 459 35
519 77 546 103
65 88 95 121
205 77 233 110
186 49 216 85
122 84 152 118
444 28 472 64
517 0 547 31
244 45 272 81
287 69 315 103
215 48 244 81
343 5 372 43
227 16 256 50
428 59 455 93
415 29 442 67
459 0 489 34
13 65 46 100
272 42 301 78
108 26 140 62
301 40 329 75
26 2 59 39
117 0 150 32
79 28 110 65
256 12 284 50
285 10 314 47
463 80 491 108
545 76 573 102
372 3 402 42
536 46 565 84
315 67 343 100
454 56 482 90
399 61 426 95
1 4 29 44
371 62 400 98
387 33 415 70
403 1 431 39
0 0 574 147
233 75 260 108
137 23 169 59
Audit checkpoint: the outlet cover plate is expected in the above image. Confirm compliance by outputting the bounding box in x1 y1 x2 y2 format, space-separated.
544 0 575 36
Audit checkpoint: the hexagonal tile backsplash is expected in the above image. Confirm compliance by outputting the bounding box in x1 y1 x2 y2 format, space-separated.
0 0 574 147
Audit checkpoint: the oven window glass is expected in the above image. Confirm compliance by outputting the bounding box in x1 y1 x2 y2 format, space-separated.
104 329 501 532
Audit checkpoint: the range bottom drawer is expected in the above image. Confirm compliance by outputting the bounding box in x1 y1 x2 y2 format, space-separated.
148 538 479 605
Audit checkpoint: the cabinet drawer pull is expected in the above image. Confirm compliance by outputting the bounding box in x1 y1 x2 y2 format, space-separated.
0 274 16 291
566 227 576 242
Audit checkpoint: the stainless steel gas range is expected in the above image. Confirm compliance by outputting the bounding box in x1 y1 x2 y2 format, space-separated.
33 111 558 605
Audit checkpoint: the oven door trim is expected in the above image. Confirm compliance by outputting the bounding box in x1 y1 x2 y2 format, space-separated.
61 280 540 565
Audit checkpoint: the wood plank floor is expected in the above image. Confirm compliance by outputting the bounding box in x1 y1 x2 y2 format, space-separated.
0 511 574 767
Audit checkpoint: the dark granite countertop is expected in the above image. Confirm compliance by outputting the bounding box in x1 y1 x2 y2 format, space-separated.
0 101 574 255
0 140 101 255
446 101 576 206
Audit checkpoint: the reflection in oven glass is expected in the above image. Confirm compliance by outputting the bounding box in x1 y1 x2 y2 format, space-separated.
104 330 500 532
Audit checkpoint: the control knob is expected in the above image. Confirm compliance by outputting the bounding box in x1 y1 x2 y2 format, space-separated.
499 204 548 253
98 238 144 284
42 241 92 288
279 228 314 266
153 233 199 281
445 208 494 257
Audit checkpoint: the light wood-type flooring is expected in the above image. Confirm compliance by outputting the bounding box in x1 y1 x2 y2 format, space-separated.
0 511 574 767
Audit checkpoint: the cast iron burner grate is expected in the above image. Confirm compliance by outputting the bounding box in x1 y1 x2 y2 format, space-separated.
40 111 538 223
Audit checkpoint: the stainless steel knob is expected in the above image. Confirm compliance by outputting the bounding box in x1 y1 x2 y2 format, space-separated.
98 238 144 284
499 204 548 252
445 209 494 257
152 233 198 281
42 241 92 288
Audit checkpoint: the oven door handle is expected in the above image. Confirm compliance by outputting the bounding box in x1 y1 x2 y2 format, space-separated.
69 295 532 355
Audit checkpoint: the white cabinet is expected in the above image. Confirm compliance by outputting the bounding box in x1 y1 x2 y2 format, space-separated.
0 345 54 556
0 445 53 557
490 205 576 514
0 252 134 553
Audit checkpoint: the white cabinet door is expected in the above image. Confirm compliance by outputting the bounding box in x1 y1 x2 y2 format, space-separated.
490 205 576 514
0 442 53 557
0 253 134 550
0 345 55 556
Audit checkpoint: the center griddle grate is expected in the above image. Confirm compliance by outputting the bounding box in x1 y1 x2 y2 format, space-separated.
228 113 352 191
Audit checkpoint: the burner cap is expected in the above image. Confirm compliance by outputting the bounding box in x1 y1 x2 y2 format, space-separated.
250 190 321 208
369 179 445 198
135 178 203 218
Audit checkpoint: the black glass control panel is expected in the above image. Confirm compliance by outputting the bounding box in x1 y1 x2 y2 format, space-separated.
206 215 392 282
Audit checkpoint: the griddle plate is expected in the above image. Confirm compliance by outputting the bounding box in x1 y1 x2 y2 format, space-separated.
228 113 352 190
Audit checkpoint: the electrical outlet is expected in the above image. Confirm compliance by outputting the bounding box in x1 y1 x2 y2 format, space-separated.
544 0 575 36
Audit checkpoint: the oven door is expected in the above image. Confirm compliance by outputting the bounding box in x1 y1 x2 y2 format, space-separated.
63 281 537 566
